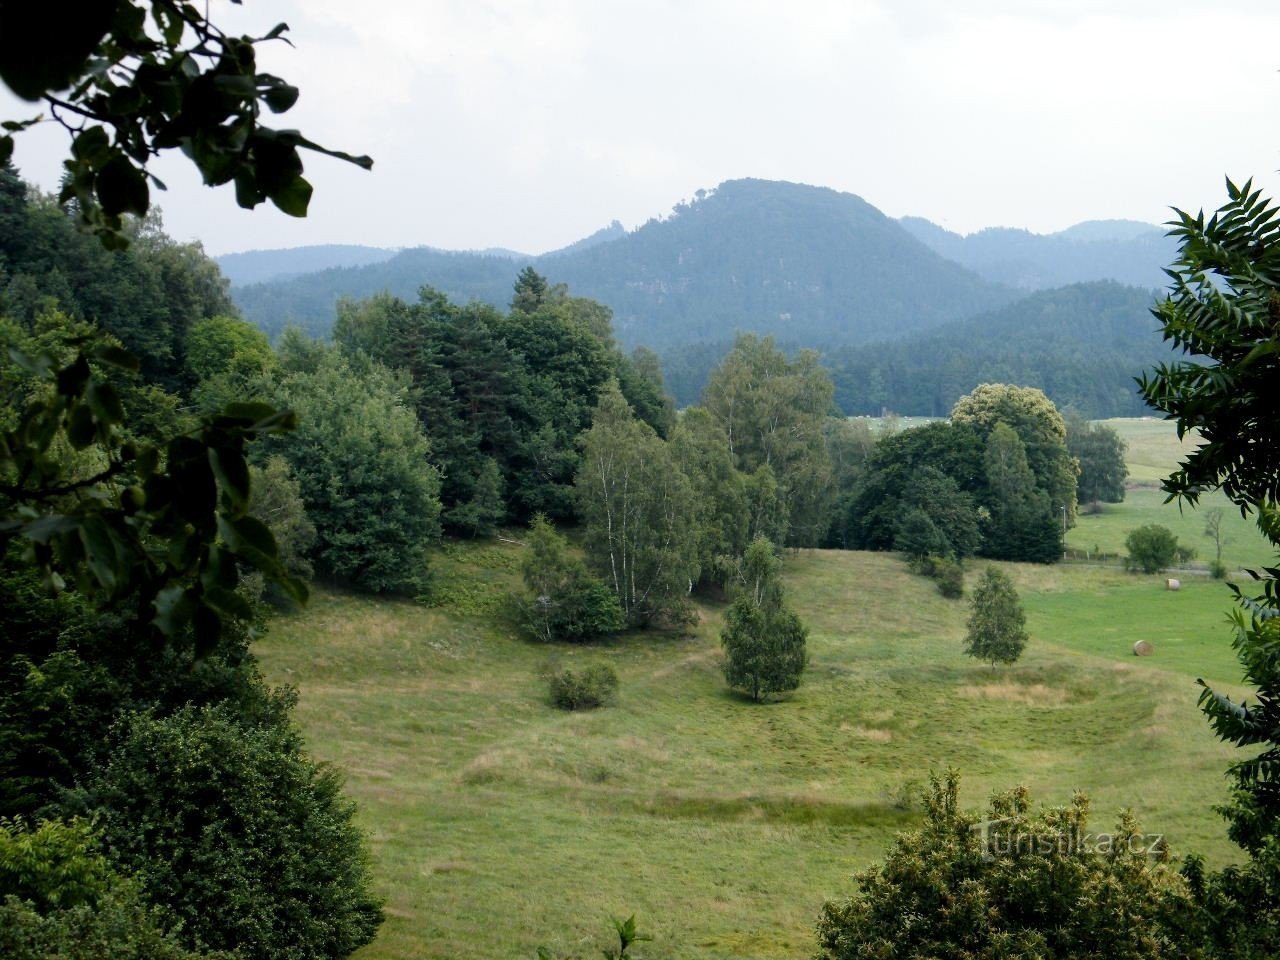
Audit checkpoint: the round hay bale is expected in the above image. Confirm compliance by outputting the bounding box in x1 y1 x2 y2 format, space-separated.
1166 578 1181 591
1133 640 1154 657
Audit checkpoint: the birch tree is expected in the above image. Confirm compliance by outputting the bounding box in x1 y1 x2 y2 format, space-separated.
576 383 699 627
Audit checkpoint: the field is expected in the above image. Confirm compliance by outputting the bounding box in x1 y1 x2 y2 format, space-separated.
254 414 1264 958
1068 418 1273 571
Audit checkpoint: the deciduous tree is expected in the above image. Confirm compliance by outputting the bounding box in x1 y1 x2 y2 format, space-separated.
721 538 808 701
964 567 1027 667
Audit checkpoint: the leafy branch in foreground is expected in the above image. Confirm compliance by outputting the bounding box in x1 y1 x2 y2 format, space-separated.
0 1 373 247
1 342 307 654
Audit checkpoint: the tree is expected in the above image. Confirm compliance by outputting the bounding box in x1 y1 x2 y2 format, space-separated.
0 3 371 248
669 407 749 586
1124 524 1180 574
516 515 624 642
952 383 1079 526
576 383 699 627
721 538 808 701
1136 183 1280 953
983 422 1061 563
702 335 834 546
964 567 1027 667
816 773 1193 960
80 704 383 960
1066 412 1128 504
1204 507 1228 578
269 346 441 593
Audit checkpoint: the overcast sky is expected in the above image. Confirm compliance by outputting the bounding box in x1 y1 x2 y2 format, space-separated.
4 1 1279 256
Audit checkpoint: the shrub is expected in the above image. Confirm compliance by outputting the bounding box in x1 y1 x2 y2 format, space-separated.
1209 558 1229 580
1124 524 1180 574
816 773 1194 960
0 819 211 960
78 705 382 960
518 516 625 642
931 557 965 599
546 663 619 711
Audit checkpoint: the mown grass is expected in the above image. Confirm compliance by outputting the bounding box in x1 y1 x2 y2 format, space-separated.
256 533 1248 959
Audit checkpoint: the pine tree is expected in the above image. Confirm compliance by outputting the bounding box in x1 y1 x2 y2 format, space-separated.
721 538 808 701
964 567 1027 668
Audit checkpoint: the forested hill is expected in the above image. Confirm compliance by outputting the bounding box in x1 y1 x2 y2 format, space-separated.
231 179 1017 346
899 216 1175 291
217 244 400 286
824 280 1171 418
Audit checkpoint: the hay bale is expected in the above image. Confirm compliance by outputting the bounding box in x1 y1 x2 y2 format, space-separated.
1166 578 1181 591
1133 640 1154 657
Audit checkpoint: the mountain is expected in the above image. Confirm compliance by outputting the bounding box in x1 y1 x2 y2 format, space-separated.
898 217 1175 291
541 220 627 258
823 280 1171 418
231 179 1017 347
216 244 400 287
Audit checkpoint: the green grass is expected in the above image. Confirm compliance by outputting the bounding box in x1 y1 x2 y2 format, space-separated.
247 417 1267 959
1068 418 1273 572
255 543 1246 960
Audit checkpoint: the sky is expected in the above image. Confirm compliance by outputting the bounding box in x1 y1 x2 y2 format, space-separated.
3 0 1280 256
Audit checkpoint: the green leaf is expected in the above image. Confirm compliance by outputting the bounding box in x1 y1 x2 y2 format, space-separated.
78 514 120 591
0 135 11 166
72 126 111 166
209 446 251 510
89 343 140 371
67 403 97 448
86 381 124 425
263 82 299 113
269 174 312 217
153 584 195 637
96 154 150 217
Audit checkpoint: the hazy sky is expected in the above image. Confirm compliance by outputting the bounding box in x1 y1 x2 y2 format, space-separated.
4 1 1279 256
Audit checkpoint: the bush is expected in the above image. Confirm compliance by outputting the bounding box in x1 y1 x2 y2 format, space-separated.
1124 524 1180 574
1209 558 1229 580
78 705 382 960
817 773 1194 960
931 557 965 598
517 516 625 642
0 819 211 960
546 663 619 711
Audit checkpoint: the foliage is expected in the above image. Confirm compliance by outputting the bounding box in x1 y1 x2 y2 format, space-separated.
1067 412 1128 504
247 455 316 585
1124 524 1180 574
964 567 1027 667
842 423 985 558
268 345 441 593
951 382 1078 526
185 314 275 413
545 663 619 711
668 407 749 586
702 334 835 545
0 338 306 654
77 704 382 960
576 383 699 627
516 516 624 642
0 818 214 960
721 538 808 701
982 422 1062 564
0 3 370 248
816 772 1194 960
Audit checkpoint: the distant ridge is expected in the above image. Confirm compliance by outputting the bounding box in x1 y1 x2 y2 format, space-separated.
898 216 1174 291
216 244 399 287
232 178 1016 348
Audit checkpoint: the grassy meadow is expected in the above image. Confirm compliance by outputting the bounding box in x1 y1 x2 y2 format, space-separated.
253 416 1267 960
1068 418 1273 571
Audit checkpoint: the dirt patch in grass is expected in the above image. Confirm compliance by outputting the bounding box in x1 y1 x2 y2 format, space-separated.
840 723 893 742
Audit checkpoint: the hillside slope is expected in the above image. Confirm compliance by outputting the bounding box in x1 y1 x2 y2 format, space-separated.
825 280 1169 417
